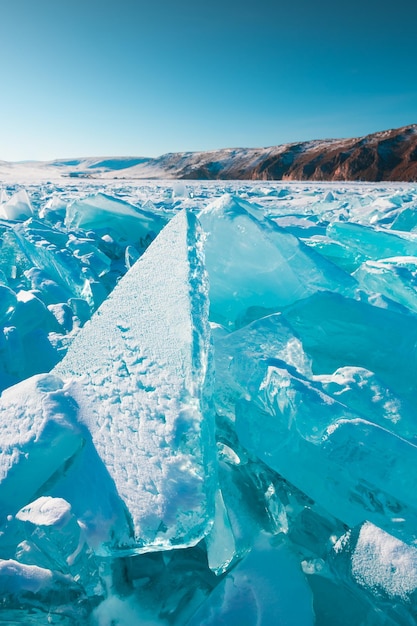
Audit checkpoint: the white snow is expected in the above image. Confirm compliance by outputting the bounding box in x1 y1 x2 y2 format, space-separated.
16 496 72 528
351 522 417 600
0 374 83 518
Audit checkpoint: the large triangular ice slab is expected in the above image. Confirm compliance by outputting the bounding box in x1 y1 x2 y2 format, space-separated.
54 210 215 552
198 194 356 329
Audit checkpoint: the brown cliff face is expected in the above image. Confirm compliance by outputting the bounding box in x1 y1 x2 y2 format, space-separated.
171 125 417 182
22 124 416 182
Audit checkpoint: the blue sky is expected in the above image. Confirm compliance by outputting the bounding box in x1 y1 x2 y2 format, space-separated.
1 0 416 160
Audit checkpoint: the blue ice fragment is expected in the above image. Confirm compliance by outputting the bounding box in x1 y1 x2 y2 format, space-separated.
65 192 166 247
237 365 417 543
199 194 355 328
353 256 417 315
327 221 417 261
283 291 417 403
0 190 33 221
188 537 314 626
213 312 311 422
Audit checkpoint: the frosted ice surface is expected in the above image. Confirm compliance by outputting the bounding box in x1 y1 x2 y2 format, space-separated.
16 496 72 527
351 523 417 600
3 182 417 622
55 210 215 552
0 559 54 594
334 522 417 602
198 193 355 328
0 374 83 518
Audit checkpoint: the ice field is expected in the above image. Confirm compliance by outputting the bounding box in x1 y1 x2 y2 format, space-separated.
1 179 417 624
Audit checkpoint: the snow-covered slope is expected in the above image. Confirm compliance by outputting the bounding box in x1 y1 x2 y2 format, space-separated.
1 124 417 183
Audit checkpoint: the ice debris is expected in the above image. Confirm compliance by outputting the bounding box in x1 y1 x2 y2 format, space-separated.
198 193 356 328
2 182 417 623
0 189 33 221
65 192 166 250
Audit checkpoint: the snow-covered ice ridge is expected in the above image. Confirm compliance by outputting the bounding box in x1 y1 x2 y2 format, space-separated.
1 180 417 623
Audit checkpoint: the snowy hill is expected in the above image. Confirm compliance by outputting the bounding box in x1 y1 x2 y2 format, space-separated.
1 124 417 182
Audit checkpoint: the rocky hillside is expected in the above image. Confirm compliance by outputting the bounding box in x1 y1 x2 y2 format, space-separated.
2 124 417 182
103 124 417 182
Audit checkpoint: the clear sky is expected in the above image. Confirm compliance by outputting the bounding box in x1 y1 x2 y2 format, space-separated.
1 0 416 160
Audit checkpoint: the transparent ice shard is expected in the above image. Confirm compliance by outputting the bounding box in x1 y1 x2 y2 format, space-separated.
205 489 236 575
0 283 17 325
213 313 312 422
0 228 32 287
0 374 84 518
327 221 417 261
38 193 67 223
24 267 73 306
307 572 401 626
283 291 417 403
8 289 50 334
0 558 90 622
198 194 355 328
187 537 314 626
391 205 417 232
13 221 92 304
0 189 33 221
0 188 10 204
48 303 74 333
65 192 166 247
353 256 417 315
237 366 417 543
15 496 103 599
315 366 417 441
303 234 366 273
214 454 288 565
54 210 215 553
66 235 111 278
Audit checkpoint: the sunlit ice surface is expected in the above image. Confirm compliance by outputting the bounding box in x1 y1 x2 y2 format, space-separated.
0 178 417 624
